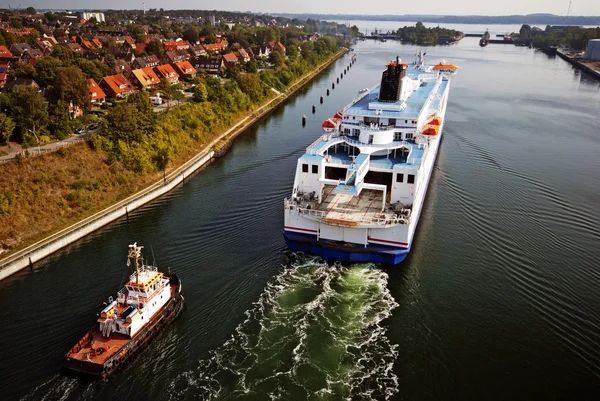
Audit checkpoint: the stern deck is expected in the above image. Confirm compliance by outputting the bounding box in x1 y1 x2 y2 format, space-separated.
316 185 395 224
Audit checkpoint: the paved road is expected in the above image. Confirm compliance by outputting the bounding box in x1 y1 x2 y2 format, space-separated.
0 128 98 163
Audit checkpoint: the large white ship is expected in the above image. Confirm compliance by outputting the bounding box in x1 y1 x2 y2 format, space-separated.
284 53 458 264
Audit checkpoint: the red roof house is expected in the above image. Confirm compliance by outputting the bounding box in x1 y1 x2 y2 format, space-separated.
99 74 136 99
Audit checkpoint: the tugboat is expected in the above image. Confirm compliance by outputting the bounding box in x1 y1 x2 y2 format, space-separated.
64 243 184 378
479 29 490 47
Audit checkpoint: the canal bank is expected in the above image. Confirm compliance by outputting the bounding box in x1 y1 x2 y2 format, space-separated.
557 49 600 80
0 49 348 281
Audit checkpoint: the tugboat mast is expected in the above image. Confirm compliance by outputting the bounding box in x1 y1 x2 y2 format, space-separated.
128 243 143 284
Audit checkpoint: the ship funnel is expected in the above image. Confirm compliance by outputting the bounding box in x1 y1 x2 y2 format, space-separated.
378 56 406 103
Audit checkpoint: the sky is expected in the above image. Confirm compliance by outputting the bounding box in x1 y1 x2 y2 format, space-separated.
5 0 600 16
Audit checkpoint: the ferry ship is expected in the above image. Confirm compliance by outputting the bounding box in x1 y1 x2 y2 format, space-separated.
283 52 457 264
64 243 183 378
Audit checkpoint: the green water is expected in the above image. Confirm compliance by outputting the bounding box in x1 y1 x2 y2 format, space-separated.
170 255 398 400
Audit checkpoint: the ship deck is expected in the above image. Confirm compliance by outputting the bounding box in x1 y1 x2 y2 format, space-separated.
69 329 130 365
315 185 396 223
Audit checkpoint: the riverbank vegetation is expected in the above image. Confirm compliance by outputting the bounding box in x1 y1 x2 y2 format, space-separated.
517 24 600 51
385 22 462 45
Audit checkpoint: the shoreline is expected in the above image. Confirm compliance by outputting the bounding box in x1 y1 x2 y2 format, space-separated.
0 49 348 281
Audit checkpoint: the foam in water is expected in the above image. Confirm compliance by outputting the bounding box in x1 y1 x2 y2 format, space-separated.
169 253 399 400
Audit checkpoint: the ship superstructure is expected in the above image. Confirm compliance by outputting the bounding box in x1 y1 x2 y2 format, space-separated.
284 52 457 264
64 243 183 378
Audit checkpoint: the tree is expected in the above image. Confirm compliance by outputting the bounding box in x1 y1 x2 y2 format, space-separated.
269 48 285 67
127 92 156 132
520 24 532 39
286 40 299 59
8 61 35 79
54 66 90 115
145 38 164 57
33 56 63 87
193 82 208 102
7 86 48 142
48 100 71 140
25 7 36 14
183 26 199 44
51 45 74 64
236 73 262 101
0 113 15 145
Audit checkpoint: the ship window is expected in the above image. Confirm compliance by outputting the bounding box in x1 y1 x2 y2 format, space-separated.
405 120 408 123
302 163 308 173
312 165 318 174
344 128 350 134
352 128 360 136
405 133 413 140
396 173 404 183
407 174 415 184
394 132 402 140
389 118 396 126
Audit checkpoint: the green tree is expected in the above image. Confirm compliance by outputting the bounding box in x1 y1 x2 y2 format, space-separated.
236 73 262 101
0 113 15 145
51 45 74 64
193 82 208 102
8 61 35 79
145 38 164 57
520 24 532 39
33 56 63 87
25 7 36 14
183 26 199 44
269 48 285 67
54 66 91 114
7 86 48 142
48 100 71 140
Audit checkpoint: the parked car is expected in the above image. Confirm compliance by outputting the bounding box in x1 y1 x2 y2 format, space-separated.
75 128 86 134
88 123 99 130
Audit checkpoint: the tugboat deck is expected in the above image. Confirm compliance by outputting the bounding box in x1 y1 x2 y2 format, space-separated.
69 331 130 365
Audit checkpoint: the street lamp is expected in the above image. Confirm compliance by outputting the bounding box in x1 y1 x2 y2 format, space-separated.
27 128 41 155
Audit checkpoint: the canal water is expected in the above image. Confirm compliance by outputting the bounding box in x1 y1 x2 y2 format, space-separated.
1 37 599 400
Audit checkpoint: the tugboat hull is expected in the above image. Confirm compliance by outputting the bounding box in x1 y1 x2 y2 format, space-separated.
64 274 183 379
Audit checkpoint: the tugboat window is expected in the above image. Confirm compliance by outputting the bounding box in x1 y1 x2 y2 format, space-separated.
396 173 404 183
407 174 415 184
302 164 308 173
312 165 318 174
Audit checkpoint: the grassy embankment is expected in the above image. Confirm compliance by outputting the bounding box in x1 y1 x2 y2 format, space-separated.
0 50 346 256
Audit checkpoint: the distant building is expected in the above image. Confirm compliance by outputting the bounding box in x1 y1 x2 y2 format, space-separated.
193 57 224 74
132 55 160 69
173 60 197 79
130 67 161 88
99 74 136 99
222 52 238 67
81 12 106 23
584 39 600 61
88 78 106 104
154 64 179 84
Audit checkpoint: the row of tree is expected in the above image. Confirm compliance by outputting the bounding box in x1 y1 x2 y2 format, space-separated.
518 24 600 51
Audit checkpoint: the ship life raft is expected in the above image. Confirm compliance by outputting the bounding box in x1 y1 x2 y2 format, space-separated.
432 63 459 74
322 111 343 133
422 116 443 135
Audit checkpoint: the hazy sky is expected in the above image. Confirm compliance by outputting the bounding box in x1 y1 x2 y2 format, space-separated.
8 0 600 16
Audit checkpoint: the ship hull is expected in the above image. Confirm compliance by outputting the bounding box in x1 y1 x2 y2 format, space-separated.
283 230 409 264
63 274 184 379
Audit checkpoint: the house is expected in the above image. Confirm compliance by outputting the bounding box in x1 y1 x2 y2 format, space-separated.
130 67 161 88
9 43 32 60
114 59 131 74
35 39 54 54
164 41 191 51
0 46 12 62
3 78 40 92
245 47 255 59
237 48 250 63
134 43 146 54
154 64 179 84
250 45 265 59
222 52 238 67
188 45 206 58
92 38 103 48
132 55 160 69
271 41 286 54
67 43 84 54
23 49 44 65
173 60 197 79
99 74 136 98
164 50 190 64
203 43 225 53
0 62 9 89
88 78 106 104
193 57 224 74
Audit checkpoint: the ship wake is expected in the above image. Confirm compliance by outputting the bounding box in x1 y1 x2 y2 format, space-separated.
169 253 399 400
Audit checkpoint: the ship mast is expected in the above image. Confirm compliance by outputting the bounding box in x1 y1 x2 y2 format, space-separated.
128 243 144 284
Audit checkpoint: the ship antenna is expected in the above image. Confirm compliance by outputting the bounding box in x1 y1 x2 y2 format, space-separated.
150 244 156 267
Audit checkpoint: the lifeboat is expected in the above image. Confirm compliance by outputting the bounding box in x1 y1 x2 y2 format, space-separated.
322 111 343 133
422 124 441 136
432 62 459 74
425 116 443 126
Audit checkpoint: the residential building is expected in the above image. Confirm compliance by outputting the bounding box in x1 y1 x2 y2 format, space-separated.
238 48 250 63
115 59 132 74
193 57 224 74
99 74 136 98
164 41 191 51
88 78 106 104
164 50 190 64
81 12 106 23
132 55 160 69
154 64 179 84
0 62 9 89
9 43 32 60
130 67 161 88
173 60 197 79
0 46 12 62
188 45 206 58
223 52 238 67
3 78 40 92
67 43 84 54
